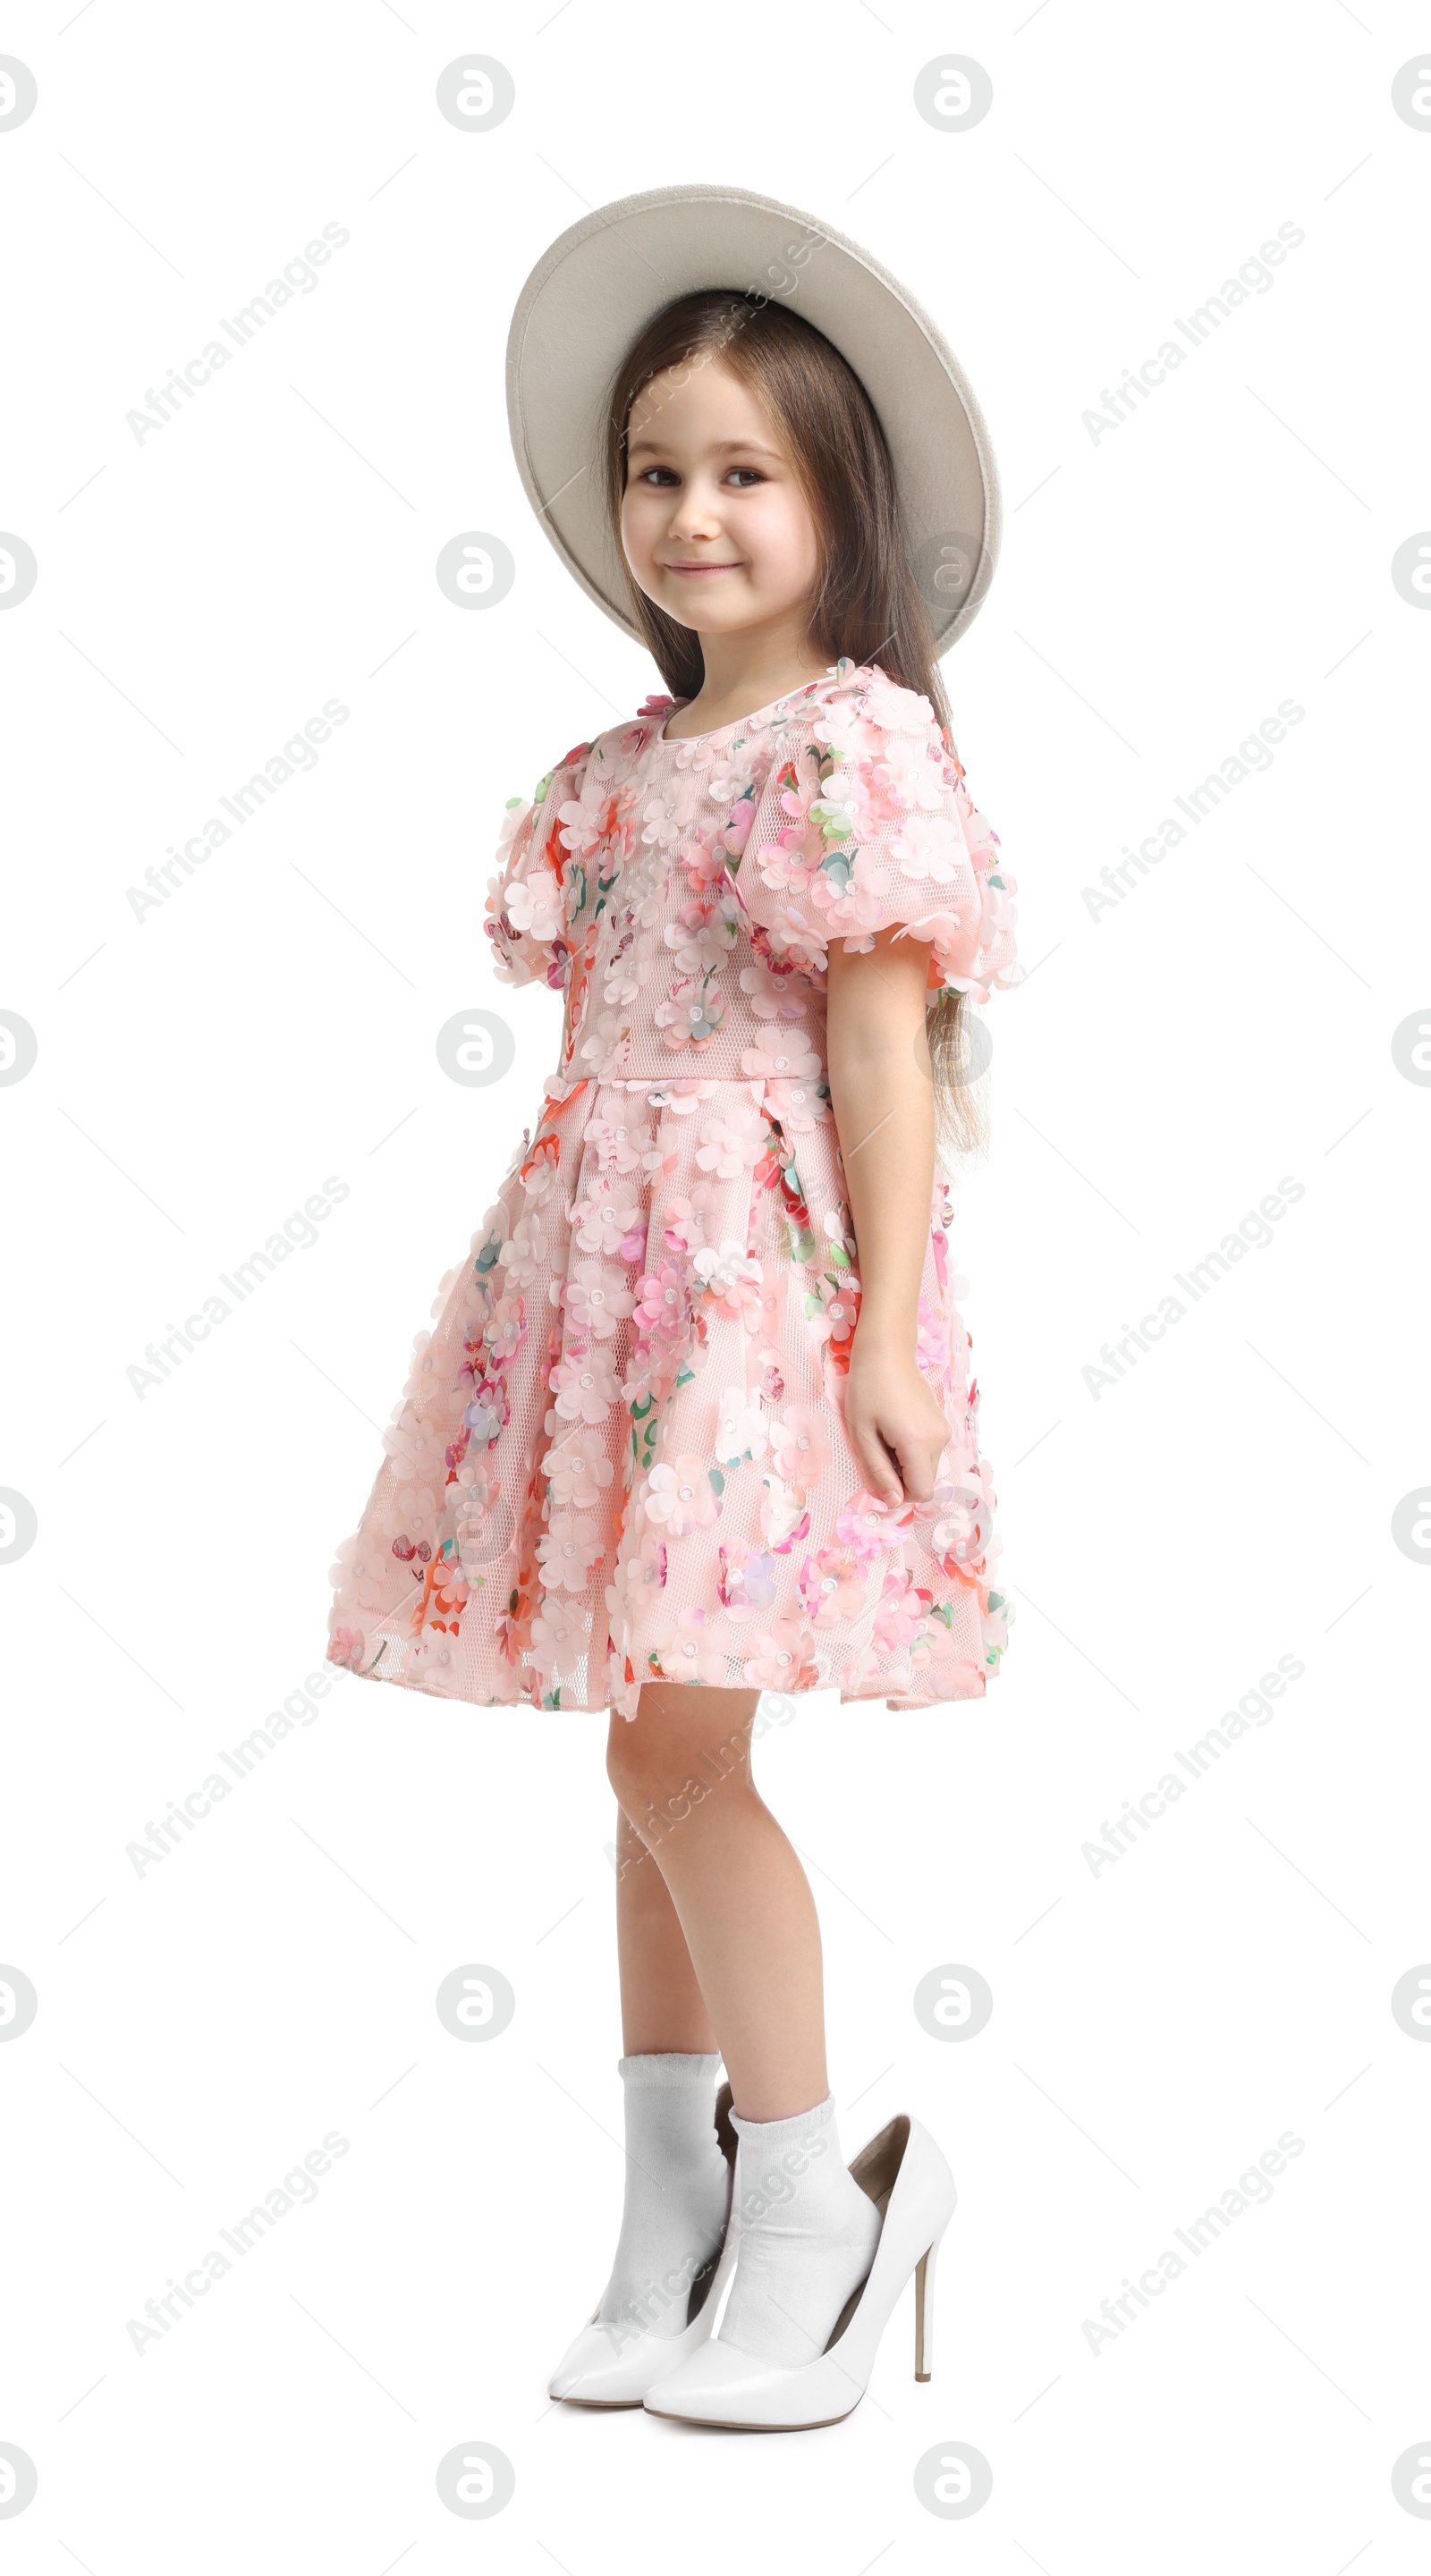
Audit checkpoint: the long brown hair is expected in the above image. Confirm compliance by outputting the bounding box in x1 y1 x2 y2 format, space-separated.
602 288 986 1158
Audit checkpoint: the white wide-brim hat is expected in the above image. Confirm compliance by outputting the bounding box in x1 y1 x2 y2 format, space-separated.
505 183 1001 656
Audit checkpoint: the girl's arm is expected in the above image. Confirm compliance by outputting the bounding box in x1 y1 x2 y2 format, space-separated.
826 928 953 1508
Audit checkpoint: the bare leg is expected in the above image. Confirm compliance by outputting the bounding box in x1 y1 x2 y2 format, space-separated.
606 1685 828 2121
614 1806 718 2054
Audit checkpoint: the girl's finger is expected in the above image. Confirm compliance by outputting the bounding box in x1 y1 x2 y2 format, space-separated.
902 1442 938 1502
889 1432 932 1502
860 1423 902 1502
877 1432 905 1503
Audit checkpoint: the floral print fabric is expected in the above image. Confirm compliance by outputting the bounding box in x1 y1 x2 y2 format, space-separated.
326 659 1021 1717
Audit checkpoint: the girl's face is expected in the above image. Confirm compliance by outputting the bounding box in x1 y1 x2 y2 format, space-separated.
620 356 821 645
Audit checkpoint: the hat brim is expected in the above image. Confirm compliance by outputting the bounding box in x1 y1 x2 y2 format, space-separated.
505 183 1000 657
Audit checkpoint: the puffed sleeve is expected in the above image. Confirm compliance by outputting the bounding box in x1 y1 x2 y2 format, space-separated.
733 662 1020 1002
482 739 594 992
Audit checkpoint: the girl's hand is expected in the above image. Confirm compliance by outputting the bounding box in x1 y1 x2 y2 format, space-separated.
843 1337 950 1506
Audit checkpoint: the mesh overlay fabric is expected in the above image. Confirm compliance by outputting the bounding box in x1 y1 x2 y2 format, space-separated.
326 658 1022 1718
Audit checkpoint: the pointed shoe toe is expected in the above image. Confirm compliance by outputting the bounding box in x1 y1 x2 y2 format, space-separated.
547 2321 648 2406
546 2227 738 2405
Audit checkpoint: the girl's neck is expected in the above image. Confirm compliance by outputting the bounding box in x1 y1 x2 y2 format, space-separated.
665 625 830 742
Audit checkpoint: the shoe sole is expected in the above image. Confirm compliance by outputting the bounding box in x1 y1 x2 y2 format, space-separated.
642 2401 858 2432
551 2394 644 2410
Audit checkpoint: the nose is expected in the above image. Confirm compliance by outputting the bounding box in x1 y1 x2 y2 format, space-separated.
665 480 723 541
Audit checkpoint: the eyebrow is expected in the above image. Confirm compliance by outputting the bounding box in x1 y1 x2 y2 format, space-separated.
625 436 784 463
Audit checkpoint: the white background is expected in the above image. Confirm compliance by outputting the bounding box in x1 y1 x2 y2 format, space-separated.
3 1 1428 2565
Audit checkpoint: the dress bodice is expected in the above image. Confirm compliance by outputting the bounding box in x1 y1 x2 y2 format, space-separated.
485 658 1020 1113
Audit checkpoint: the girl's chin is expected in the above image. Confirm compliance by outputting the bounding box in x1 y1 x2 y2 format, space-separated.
654 587 790 631
658 579 749 608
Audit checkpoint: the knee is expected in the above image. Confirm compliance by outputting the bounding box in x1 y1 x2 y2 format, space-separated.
606 1689 757 1824
611 1720 732 1823
606 1718 692 1820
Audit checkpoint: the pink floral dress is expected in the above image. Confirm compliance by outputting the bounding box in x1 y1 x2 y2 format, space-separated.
326 658 1021 1718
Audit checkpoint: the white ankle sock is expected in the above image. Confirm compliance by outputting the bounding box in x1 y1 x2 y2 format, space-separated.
596 2053 731 2343
719 2094 882 2366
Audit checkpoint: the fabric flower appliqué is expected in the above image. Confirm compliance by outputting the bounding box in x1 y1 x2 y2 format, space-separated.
643 1457 720 1537
743 1617 820 1690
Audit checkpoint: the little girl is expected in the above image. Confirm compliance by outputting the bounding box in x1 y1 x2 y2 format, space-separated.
326 189 1020 2431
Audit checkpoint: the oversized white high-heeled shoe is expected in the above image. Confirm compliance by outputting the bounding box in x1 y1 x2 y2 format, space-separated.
642 2113 955 2430
547 2082 739 2407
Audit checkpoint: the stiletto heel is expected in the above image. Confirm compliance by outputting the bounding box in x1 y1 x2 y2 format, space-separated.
914 2228 944 2380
